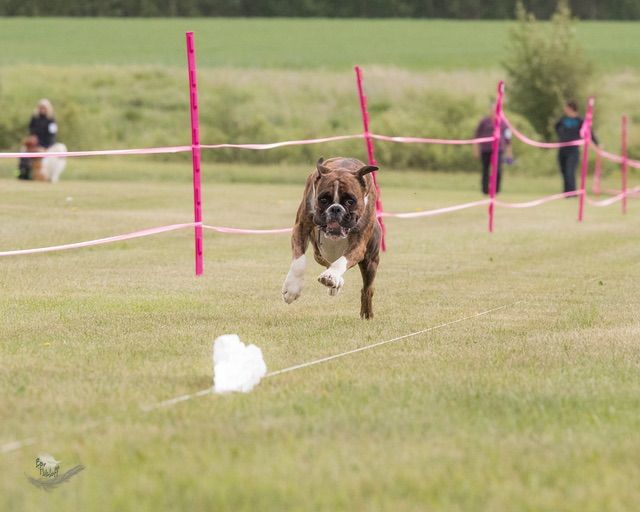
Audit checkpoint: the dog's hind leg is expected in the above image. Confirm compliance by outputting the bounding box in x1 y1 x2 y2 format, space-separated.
358 253 379 320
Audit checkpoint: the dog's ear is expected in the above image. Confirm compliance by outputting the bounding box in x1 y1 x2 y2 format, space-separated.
351 164 378 194
316 157 331 177
315 157 331 181
353 164 378 179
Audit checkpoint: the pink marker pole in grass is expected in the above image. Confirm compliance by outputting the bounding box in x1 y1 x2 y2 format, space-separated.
577 97 594 222
621 114 629 214
488 80 505 233
592 148 602 196
186 32 204 276
355 66 386 251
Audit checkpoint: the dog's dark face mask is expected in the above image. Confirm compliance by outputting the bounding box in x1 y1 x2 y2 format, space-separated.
312 158 377 240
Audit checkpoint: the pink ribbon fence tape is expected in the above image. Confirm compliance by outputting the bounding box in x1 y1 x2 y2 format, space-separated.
3 187 637 258
586 187 640 207
370 134 493 145
0 146 192 159
200 134 364 151
503 115 584 149
495 190 582 208
381 199 490 218
0 222 198 257
202 225 292 235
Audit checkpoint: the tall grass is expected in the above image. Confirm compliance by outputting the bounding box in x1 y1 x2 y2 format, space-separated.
2 65 639 173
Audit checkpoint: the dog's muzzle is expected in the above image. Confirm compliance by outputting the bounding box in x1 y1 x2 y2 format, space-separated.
323 204 350 240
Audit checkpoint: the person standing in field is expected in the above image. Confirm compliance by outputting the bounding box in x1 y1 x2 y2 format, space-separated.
18 99 59 180
554 100 597 194
29 99 58 148
473 103 513 195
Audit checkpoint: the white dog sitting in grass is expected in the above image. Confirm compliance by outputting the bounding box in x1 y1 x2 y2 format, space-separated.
41 143 68 183
20 137 68 183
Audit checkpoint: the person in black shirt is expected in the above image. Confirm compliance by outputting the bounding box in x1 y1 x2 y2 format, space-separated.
29 99 58 149
555 100 597 194
18 99 58 180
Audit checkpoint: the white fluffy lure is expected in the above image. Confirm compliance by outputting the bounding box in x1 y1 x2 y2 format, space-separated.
213 335 267 394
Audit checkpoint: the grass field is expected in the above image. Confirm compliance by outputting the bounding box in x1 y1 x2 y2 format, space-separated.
3 15 640 511
0 18 639 70
2 164 640 510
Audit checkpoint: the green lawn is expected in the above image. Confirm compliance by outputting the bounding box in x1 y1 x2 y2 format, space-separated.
2 15 640 509
2 164 640 510
0 18 638 70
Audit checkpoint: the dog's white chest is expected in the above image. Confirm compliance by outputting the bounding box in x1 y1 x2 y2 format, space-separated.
317 231 348 263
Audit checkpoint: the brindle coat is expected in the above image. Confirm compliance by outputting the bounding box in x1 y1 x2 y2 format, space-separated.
285 156 381 319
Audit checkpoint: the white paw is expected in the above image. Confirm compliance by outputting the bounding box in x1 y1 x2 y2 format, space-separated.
282 255 306 304
318 268 344 291
282 274 304 304
327 279 344 297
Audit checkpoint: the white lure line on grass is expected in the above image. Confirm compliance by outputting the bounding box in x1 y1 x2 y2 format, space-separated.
2 301 521 453
139 301 521 412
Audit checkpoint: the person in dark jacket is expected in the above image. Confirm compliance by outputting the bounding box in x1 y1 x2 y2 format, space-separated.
18 99 58 179
555 100 597 194
29 99 58 148
473 103 513 195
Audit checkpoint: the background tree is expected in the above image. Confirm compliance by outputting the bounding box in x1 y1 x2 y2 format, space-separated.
503 0 594 139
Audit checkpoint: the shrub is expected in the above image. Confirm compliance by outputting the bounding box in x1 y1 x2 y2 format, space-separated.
503 0 594 140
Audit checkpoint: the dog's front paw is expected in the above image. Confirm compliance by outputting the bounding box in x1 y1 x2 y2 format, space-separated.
318 268 344 291
327 280 344 297
282 274 304 304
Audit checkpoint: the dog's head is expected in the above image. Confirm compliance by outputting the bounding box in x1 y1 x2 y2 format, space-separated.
23 135 40 152
311 157 378 240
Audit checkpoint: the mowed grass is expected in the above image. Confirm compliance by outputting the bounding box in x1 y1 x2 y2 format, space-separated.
0 17 639 70
2 164 640 510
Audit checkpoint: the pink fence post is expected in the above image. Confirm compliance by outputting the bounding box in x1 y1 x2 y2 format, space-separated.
621 114 629 214
355 66 386 251
186 32 204 276
577 97 594 222
592 148 602 196
488 80 505 233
